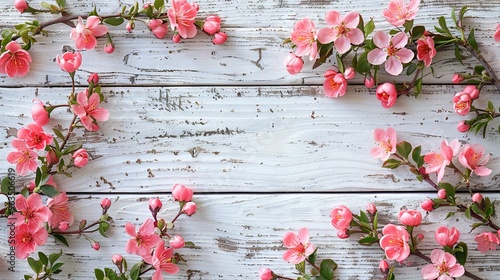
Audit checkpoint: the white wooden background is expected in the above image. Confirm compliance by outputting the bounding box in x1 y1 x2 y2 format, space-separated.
1 0 500 279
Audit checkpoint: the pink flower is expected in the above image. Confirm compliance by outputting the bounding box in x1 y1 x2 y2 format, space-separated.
323 69 347 98
71 89 109 131
17 123 53 150
435 226 460 247
100 198 112 210
330 205 353 230
149 198 163 213
383 0 420 26
169 235 185 249
379 224 410 262
282 227 315 264
203 15 221 35
143 242 180 279
452 73 464 84
416 36 436 67
370 127 397 161
337 229 349 239
421 249 465 279
7 139 38 176
317 11 364 54
379 259 390 274
258 268 274 280
423 139 460 183
147 19 168 39
72 148 89 168
56 51 82 73
344 67 356 80
364 76 375 88
92 241 100 250
459 144 492 176
172 183 193 201
368 31 414 76
126 21 134 32
12 223 48 259
182 201 197 216
476 232 500 253
212 32 227 45
421 199 435 212
375 82 398 108
284 53 304 75
47 192 74 228
366 203 377 215
104 43 115 54
462 85 480 99
457 121 470 133
290 18 318 60
31 99 50 126
172 34 181 43
472 193 483 203
10 193 51 226
167 0 198 39
70 16 108 50
88 73 99 85
112 254 123 266
125 218 162 256
453 91 472 116
398 209 422 227
14 0 29 13
58 221 70 231
0 41 32 77
495 23 500 42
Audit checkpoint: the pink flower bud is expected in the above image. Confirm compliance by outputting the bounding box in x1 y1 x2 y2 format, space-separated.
104 43 115 54
452 73 464 84
14 0 29 13
72 148 89 168
147 19 168 39
126 21 135 32
182 201 197 216
172 184 193 202
56 51 83 73
31 99 50 126
87 73 99 85
457 121 470 133
344 67 356 80
366 203 377 214
46 148 58 165
212 32 227 45
398 209 422 227
336 229 350 239
100 198 112 210
379 259 389 274
172 34 181 43
437 189 447 199
376 83 398 108
27 180 36 192
203 15 221 35
330 205 353 230
472 193 483 203
416 233 424 243
435 226 460 247
284 53 304 75
91 242 100 250
143 3 151 9
148 197 162 213
421 199 435 212
258 268 274 280
463 85 480 99
169 235 185 249
364 76 375 88
58 221 70 231
112 254 123 266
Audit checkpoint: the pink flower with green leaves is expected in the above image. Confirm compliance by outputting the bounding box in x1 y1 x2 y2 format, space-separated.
291 18 318 60
11 223 48 259
421 249 465 279
10 193 51 226
459 144 492 176
7 138 38 176
282 227 315 264
167 0 198 39
370 127 397 161
71 89 109 132
17 123 53 150
383 0 420 26
125 218 162 257
317 11 364 54
0 41 32 77
368 31 414 76
70 16 108 50
379 224 410 262
143 241 180 279
475 232 500 253
424 139 460 183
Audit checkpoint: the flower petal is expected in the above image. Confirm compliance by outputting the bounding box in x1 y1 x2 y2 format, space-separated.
347 28 364 45
317 28 336 44
373 31 390 48
343 11 360 28
334 35 351 54
325 11 342 27
367 49 387 65
396 48 414 63
392 32 408 49
385 56 403 76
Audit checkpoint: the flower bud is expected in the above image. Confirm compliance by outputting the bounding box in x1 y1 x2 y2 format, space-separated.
172 33 181 43
31 99 50 126
344 67 356 80
112 254 123 267
169 235 185 249
203 15 221 35
416 233 425 244
172 184 193 202
336 229 350 239
212 32 227 45
258 268 274 280
149 197 162 213
364 76 375 88
437 189 447 199
435 226 460 247
14 0 29 13
421 199 435 212
91 241 100 250
379 259 389 274
79 219 87 230
366 203 377 215
182 201 197 216
457 121 470 133
101 198 112 210
56 51 83 73
452 73 464 83
104 43 115 54
72 148 89 168
46 149 59 165
284 53 304 75
143 3 152 9
126 21 135 32
398 209 422 227
472 193 483 203
87 73 99 85
157 218 166 231
26 180 36 192
58 221 70 231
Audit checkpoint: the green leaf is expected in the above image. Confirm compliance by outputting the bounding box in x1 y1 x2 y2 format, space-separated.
56 0 66 8
451 7 457 25
28 257 42 274
411 145 422 167
382 159 402 169
459 6 469 22
465 207 472 219
358 236 379 245
53 129 65 140
336 54 345 73
40 185 60 198
364 19 375 37
98 221 110 237
356 51 371 73
403 20 413 33
406 63 417 75
51 262 64 272
359 210 369 223
103 18 124 26
35 167 42 186
154 0 165 10
313 42 333 69
95 268 105 280
145 5 154 18
454 43 463 65
308 247 318 265
414 77 423 97
468 29 478 51
38 251 48 266
438 182 456 203
454 242 468 265
62 143 82 155
319 259 337 280
53 234 69 247
295 261 306 274
130 263 142 280
445 211 455 219
470 203 484 215
396 141 412 160
438 16 451 35
1 177 11 195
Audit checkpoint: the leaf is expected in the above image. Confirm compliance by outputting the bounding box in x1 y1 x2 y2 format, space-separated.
411 145 423 167
468 29 478 51
364 19 375 37
459 6 469 22
403 19 413 33
313 42 333 69
359 210 369 223
356 51 371 73
454 43 463 65
295 261 305 274
438 16 451 35
40 185 60 198
396 141 412 160
53 234 69 247
414 77 423 97
154 0 165 10
38 251 48 266
35 167 42 186
62 143 82 155
336 54 344 73
382 159 402 169
445 211 455 219
53 128 65 140
438 182 455 203
308 248 318 265
130 263 142 280
406 63 417 75
51 262 64 272
454 242 468 265
451 7 457 25
464 207 472 219
319 259 337 280
94 269 105 280
358 236 379 245
27 257 42 274
470 203 484 215
103 18 124 26
55 0 66 8
98 221 110 237
1 177 11 195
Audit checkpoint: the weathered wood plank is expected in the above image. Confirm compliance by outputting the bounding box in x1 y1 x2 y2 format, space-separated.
1 86 498 193
1 194 499 279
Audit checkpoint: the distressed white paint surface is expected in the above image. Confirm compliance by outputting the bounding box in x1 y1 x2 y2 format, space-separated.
0 0 499 279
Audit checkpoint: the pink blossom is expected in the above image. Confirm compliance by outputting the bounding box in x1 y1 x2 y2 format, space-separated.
0 41 32 77
58 221 70 231
435 226 460 247
416 36 436 67
72 148 89 168
149 198 163 213
370 127 397 161
167 0 198 39
421 249 465 279
10 193 51 226
172 183 193 201
452 73 464 84
423 139 460 183
437 189 447 199
459 144 492 176
100 198 112 210
375 82 398 108
379 259 390 274
475 232 500 253
143 242 180 279
172 34 181 43
337 229 349 239
472 193 483 203
70 16 108 50
344 67 356 80
88 73 99 85
495 23 500 42
317 11 364 54
203 15 221 35
17 123 53 150
463 85 480 99
364 76 375 88
71 89 109 131
92 241 100 250
379 224 410 262
421 199 435 212
104 43 115 54
457 121 470 133
31 99 50 126
383 0 420 26
47 192 74 228
147 19 168 39
7 138 38 176
398 209 422 227
126 21 134 32
12 223 48 259
368 31 414 76
56 51 82 73
212 32 227 45
169 235 185 249
112 254 123 266
284 53 304 74
366 203 377 215
14 0 29 13
290 18 318 60
182 201 197 216
323 69 347 98
258 268 274 280
125 218 162 256
282 227 316 264
453 91 472 116
330 205 353 230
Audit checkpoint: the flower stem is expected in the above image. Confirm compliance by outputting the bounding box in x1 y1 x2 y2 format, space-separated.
170 209 183 224
305 258 320 271
411 249 484 280
458 40 500 91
